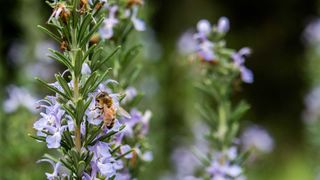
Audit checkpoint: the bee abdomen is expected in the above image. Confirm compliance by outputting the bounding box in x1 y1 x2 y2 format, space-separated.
106 118 115 129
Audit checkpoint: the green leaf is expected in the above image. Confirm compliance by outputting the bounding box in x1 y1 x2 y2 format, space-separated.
121 44 142 66
74 50 83 78
62 104 76 120
48 48 73 70
36 78 70 100
37 25 61 43
84 123 104 146
43 154 59 163
75 99 85 125
81 72 98 95
61 158 76 173
115 149 134 160
28 134 46 142
80 17 104 48
91 68 112 91
89 125 125 145
82 44 97 63
77 161 86 176
96 46 121 68
126 64 142 85
55 74 73 99
78 14 94 43
230 101 250 123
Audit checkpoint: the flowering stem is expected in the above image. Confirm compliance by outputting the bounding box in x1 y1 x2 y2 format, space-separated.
218 102 227 147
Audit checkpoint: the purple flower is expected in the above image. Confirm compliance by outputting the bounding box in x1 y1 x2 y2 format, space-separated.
120 145 133 159
90 141 124 178
119 109 151 138
197 40 216 61
130 5 146 31
33 97 67 148
241 125 274 153
232 47 253 83
122 87 138 104
81 62 92 75
303 18 320 45
100 5 119 39
193 19 216 62
216 17 230 34
206 147 245 180
195 19 212 39
37 159 68 180
177 30 197 55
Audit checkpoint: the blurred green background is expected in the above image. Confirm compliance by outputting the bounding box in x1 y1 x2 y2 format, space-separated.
0 0 318 179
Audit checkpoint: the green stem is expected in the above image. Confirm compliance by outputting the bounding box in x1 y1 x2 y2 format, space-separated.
218 102 227 149
70 23 82 151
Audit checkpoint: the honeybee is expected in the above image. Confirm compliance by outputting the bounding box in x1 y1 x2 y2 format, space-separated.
95 91 130 129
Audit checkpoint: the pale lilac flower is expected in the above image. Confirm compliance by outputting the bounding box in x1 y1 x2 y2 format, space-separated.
197 40 216 61
196 19 212 38
304 18 320 45
193 19 216 61
100 5 119 39
90 141 124 178
177 30 197 55
130 6 146 31
171 147 200 179
3 85 37 113
33 97 67 148
119 109 151 138
86 94 103 125
81 62 92 75
241 125 274 153
232 47 253 83
115 172 131 180
37 159 68 180
216 17 230 34
122 87 138 104
120 145 133 159
134 148 153 162
206 147 244 180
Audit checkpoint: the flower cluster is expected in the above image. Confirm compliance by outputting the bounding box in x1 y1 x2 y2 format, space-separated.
179 17 253 84
206 147 245 180
179 17 254 179
31 0 150 179
98 0 146 39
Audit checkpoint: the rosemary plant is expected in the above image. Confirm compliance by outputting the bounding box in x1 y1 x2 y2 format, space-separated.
31 0 150 179
187 17 253 180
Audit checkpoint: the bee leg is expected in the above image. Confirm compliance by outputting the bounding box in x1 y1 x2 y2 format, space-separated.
95 114 102 119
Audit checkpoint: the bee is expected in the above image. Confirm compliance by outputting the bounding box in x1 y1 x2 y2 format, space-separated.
95 91 130 129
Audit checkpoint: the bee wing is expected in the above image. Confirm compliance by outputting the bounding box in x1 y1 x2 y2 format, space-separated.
117 107 131 119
